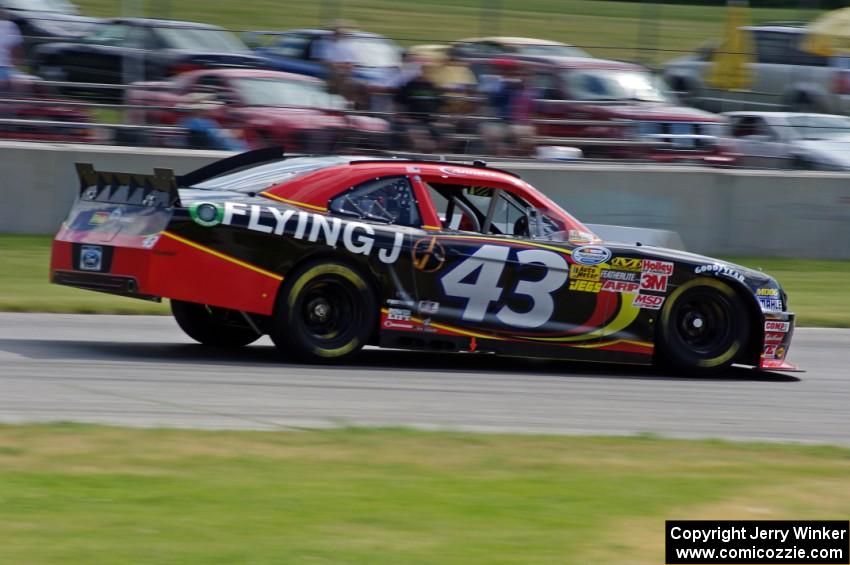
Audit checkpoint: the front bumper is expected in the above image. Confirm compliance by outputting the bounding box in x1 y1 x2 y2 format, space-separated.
759 311 798 371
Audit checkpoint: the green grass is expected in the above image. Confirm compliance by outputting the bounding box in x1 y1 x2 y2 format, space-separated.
1 424 849 564
75 0 822 65
1 235 848 324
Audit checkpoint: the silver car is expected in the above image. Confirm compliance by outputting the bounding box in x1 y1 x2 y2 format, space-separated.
725 111 850 170
664 24 850 115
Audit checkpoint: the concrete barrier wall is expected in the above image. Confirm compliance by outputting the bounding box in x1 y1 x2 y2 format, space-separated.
2 141 849 258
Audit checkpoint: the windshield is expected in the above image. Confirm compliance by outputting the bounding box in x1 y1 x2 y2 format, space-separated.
563 69 671 102
233 77 346 109
157 27 248 53
346 37 401 67
192 157 349 193
786 115 850 140
5 0 74 12
517 44 590 58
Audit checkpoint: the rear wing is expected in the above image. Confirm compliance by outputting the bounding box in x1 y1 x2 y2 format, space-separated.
76 163 181 208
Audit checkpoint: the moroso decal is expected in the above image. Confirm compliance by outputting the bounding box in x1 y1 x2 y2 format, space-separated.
611 257 642 271
639 272 668 292
197 202 404 264
572 245 611 266
632 294 664 309
570 264 602 282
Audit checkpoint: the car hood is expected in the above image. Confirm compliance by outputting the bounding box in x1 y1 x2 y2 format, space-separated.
603 103 721 122
615 244 773 285
793 138 850 168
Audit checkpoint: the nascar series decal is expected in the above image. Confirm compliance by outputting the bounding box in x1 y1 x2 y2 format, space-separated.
190 202 404 264
572 245 611 266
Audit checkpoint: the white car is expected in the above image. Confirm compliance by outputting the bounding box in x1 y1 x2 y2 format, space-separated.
725 111 850 170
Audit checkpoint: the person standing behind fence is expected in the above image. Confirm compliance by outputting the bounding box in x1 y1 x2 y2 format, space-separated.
311 20 368 109
0 9 22 96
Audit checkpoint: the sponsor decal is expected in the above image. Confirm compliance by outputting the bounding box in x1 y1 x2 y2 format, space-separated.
412 237 447 273
383 319 414 330
141 234 160 249
601 270 639 282
195 202 405 265
387 308 411 321
776 345 786 359
601 280 640 294
640 272 668 292
632 294 665 310
570 264 602 282
764 320 790 333
386 299 409 307
611 257 642 272
694 263 745 283
763 344 778 358
572 245 611 266
79 245 103 271
440 166 504 179
568 230 595 244
764 332 785 344
108 208 123 222
757 288 779 297
641 259 674 276
89 211 110 226
569 279 602 293
418 300 439 315
758 296 783 312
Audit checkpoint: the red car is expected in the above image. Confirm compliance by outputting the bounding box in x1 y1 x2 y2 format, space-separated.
126 69 388 151
0 72 95 143
480 55 732 164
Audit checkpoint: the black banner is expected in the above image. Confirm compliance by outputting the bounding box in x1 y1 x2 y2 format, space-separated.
666 520 849 564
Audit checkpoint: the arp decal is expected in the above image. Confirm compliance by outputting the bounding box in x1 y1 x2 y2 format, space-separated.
602 280 639 294
439 244 568 329
572 245 611 266
632 294 664 310
611 257 642 272
639 272 668 292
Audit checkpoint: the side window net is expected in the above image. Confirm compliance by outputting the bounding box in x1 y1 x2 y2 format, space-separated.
330 176 421 227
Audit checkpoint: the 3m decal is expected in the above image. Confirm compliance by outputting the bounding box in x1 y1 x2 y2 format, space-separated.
765 320 790 333
641 259 674 276
632 294 664 309
694 263 745 283
640 272 668 292
601 280 639 294
611 257 642 271
439 244 568 329
570 264 602 282
572 245 611 266
569 279 602 293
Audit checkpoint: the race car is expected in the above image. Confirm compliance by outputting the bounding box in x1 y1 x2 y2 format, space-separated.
50 148 796 374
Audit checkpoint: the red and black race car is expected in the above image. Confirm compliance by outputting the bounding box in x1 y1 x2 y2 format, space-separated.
50 148 796 374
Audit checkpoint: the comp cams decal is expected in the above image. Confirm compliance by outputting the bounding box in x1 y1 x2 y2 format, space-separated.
191 202 404 264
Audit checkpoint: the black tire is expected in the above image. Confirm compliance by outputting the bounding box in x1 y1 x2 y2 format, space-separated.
171 300 261 348
269 259 377 363
656 279 750 375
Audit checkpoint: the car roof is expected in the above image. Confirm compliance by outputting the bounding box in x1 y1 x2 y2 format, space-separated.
742 24 805 34
500 54 643 71
281 28 389 40
458 36 569 46
723 111 846 119
181 68 322 82
110 17 224 30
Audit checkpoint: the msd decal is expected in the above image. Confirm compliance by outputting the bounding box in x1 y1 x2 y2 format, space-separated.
640 272 668 292
641 259 674 276
632 294 664 310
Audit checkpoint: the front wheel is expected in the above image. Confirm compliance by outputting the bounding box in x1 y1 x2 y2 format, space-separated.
171 300 262 348
656 279 750 375
269 260 377 363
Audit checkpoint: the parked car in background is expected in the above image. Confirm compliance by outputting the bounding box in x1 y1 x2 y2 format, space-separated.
32 18 267 92
454 36 590 61
0 0 100 63
0 71 95 143
664 23 850 115
250 29 401 86
486 55 731 163
725 111 850 170
126 69 388 151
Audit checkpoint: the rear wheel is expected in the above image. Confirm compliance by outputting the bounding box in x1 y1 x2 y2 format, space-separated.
656 279 750 375
269 260 377 363
171 300 261 348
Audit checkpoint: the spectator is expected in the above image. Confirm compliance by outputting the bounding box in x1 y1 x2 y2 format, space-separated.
393 59 444 153
480 59 539 156
0 9 22 96
311 20 369 110
178 93 247 152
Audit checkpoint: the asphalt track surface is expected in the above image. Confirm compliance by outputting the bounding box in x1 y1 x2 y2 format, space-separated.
0 313 848 445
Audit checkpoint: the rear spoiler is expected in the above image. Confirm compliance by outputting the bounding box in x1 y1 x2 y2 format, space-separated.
177 146 285 187
76 163 181 208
